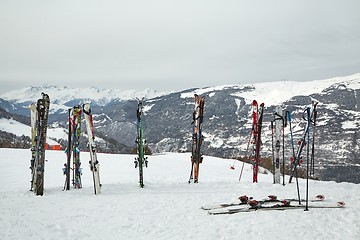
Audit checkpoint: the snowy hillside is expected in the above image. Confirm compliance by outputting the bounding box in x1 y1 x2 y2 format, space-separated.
0 118 63 145
0 148 359 240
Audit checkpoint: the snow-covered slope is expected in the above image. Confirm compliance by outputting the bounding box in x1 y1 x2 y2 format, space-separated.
0 117 115 151
0 148 359 240
0 118 62 145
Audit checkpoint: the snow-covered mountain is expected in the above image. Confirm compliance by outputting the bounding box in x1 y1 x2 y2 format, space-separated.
0 73 359 183
0 85 166 114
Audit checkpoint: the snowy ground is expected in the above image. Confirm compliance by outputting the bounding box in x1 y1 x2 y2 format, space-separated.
0 148 359 240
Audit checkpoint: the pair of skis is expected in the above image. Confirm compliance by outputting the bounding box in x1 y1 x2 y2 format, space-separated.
250 100 264 183
202 194 324 210
134 99 148 188
188 94 206 183
203 195 345 215
29 93 50 196
63 105 83 191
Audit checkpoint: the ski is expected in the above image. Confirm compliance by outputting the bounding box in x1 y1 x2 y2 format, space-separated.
250 100 258 183
208 200 345 215
273 106 284 184
63 108 72 191
72 105 82 188
252 101 264 183
29 103 38 191
63 105 83 190
202 194 325 210
31 93 50 196
188 94 205 183
83 103 101 195
310 101 318 176
134 98 148 188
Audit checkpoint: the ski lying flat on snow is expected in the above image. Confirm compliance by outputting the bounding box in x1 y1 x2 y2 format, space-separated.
207 201 345 215
202 195 324 210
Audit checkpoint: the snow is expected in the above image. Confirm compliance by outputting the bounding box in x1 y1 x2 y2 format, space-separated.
142 104 155 114
342 120 357 129
1 148 359 240
180 85 239 98
46 127 68 140
180 73 360 106
0 118 64 145
234 98 241 115
0 86 166 114
0 118 29 137
231 74 359 106
203 132 224 148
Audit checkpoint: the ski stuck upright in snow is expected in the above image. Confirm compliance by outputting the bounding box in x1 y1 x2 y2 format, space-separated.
134 98 148 188
83 103 101 195
241 100 264 183
63 105 83 191
188 94 205 184
29 93 50 196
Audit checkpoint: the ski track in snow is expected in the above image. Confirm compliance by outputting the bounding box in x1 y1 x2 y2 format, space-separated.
0 148 359 240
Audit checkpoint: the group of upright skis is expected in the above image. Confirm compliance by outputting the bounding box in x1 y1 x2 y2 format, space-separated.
213 100 329 215
29 94 149 196
238 100 319 186
62 99 149 193
62 103 101 194
29 94 101 195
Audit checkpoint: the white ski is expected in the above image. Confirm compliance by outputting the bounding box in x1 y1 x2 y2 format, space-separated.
83 103 101 195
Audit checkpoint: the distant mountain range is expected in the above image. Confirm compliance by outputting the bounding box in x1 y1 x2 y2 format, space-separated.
1 73 359 183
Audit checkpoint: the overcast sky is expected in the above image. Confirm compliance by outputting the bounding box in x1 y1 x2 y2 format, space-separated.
1 0 359 94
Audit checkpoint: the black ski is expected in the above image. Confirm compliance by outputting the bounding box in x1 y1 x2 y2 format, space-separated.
31 93 50 196
83 103 101 195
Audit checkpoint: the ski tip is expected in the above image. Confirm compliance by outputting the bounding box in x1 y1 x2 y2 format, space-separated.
238 195 249 203
337 201 345 207
316 194 325 200
268 195 277 201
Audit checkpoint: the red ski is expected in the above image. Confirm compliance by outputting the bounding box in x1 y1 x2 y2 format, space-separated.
252 100 264 183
